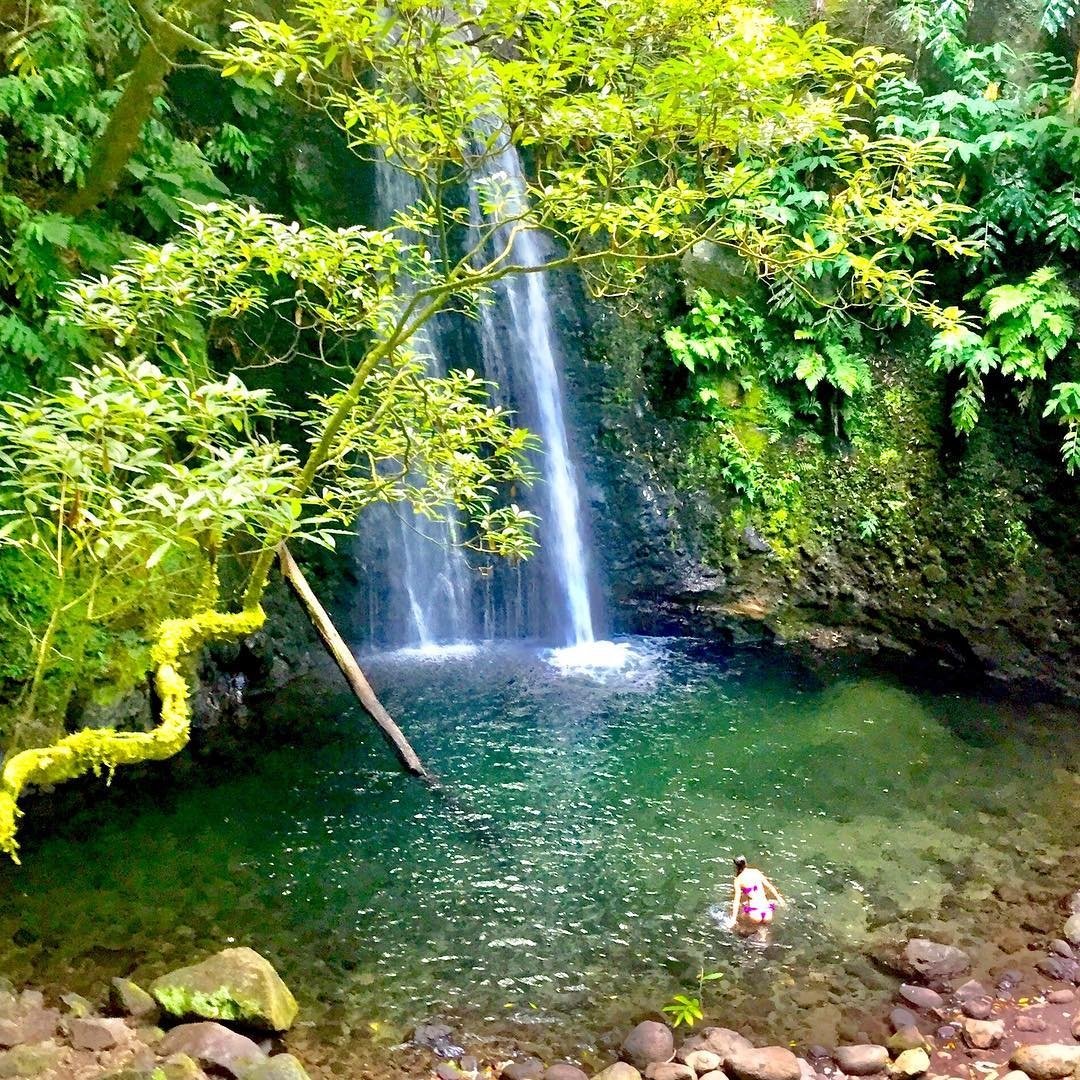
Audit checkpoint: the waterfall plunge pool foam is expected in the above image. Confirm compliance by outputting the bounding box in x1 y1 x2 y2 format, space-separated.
2 638 1079 1068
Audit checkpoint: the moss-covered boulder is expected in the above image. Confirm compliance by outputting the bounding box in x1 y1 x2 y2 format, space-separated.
151 948 298 1032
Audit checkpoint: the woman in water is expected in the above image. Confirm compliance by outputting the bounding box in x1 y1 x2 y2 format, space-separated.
730 855 785 935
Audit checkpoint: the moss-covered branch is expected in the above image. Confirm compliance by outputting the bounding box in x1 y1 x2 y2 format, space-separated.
0 604 265 862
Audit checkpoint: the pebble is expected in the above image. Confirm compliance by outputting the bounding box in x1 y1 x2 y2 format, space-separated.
622 1022 675 1070
1049 939 1074 958
898 986 943 1011
935 1026 957 1041
503 1060 546 1080
833 1046 889 1076
961 998 993 1020
1015 1015 1047 1033
1047 988 1075 1003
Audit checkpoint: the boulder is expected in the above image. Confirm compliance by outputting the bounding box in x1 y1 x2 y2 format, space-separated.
1009 1045 1080 1080
726 1046 802 1080
887 1050 928 1079
623 1022 675 1070
834 1046 889 1076
962 1019 1004 1050
545 1066 589 1080
898 941 970 984
503 1061 546 1080
151 948 298 1032
897 986 943 1011
1036 956 1080 983
1064 915 1080 948
703 1029 753 1062
643 1065 693 1080
158 1021 267 1077
111 978 159 1021
68 1016 128 1051
684 1050 723 1074
237 1056 311 1080
592 1066 643 1080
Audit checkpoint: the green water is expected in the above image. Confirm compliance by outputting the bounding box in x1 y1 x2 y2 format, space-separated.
1 639 1078 1062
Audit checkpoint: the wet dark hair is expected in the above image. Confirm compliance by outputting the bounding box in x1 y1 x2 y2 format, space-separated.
733 856 747 874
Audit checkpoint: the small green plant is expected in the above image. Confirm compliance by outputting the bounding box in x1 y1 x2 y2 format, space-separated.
661 969 724 1029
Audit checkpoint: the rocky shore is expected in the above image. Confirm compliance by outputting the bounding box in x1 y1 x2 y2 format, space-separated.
3 886 1079 1080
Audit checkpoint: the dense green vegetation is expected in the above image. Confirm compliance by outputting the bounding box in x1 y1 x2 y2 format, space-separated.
0 0 1076 853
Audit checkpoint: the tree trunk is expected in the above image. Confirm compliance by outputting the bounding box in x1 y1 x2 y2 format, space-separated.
277 545 432 781
1071 45 1080 116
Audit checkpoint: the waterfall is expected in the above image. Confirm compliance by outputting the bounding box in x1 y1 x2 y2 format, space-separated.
357 161 475 648
470 131 598 647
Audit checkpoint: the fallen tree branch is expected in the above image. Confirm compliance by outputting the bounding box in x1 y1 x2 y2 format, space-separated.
277 544 432 781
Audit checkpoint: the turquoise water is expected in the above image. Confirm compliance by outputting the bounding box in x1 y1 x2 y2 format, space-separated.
1 639 1078 1062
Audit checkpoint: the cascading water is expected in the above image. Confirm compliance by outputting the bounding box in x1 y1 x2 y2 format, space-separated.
469 128 600 648
356 162 475 648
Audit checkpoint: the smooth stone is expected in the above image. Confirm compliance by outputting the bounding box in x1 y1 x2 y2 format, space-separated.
887 1028 930 1054
592 1066 643 1080
963 1018 1004 1050
887 1050 929 1078
954 981 987 1001
685 1051 724 1074
1050 940 1075 959
999 1073 1030 1080
545 1066 589 1080
237 1057 311 1080
1009 1046 1080 1080
1064 915 1080 948
699 1074 727 1080
1048 989 1075 1003
623 1022 675 1070
111 978 159 1021
703 1030 753 1063
152 948 298 1033
900 940 970 983
504 1061 546 1080
59 993 93 1018
1071 1015 1080 1040
726 1046 802 1080
834 1046 889 1076
1037 956 1080 984
436 1065 467 1080
414 1024 453 1047
159 1021 267 1077
961 998 993 1020
69 1016 128 1051
643 1065 694 1080
677 1039 709 1064
898 986 943 1011
0 1040 64 1078
935 1026 956 1041
889 1010 918 1033
1015 1015 1047 1033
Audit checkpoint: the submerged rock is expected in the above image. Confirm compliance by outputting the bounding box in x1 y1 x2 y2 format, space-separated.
1063 913 1080 947
544 1065 589 1080
503 1060 546 1080
237 1055 311 1080
961 998 992 1020
68 1016 127 1051
158 1021 267 1076
898 940 970 983
643 1064 693 1080
160 1054 208 1080
702 1029 753 1062
833 1045 888 1076
151 948 298 1032
0 1040 65 1078
1036 955 1080 983
887 1049 929 1078
1009 1046 1080 1080
622 1022 674 1069
897 986 942 1011
962 1018 1004 1050
886 1028 929 1054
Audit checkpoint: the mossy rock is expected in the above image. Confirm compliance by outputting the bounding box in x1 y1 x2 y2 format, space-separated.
151 947 298 1032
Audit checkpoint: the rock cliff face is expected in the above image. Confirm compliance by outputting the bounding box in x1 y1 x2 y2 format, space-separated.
568 263 1080 701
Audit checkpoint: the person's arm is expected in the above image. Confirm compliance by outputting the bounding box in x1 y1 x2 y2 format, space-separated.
730 884 741 923
763 877 786 906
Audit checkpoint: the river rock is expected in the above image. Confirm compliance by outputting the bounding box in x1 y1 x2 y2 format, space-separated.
889 1009 918 1032
623 1023 675 1069
898 986 943 1011
961 998 993 1020
1015 1015 1047 1033
955 980 987 1001
796 1059 814 1080
1051 940 1075 958
899 941 970 983
161 1053 208 1080
1010 1046 1080 1080
545 1065 589 1080
159 1021 267 1076
834 1046 889 1075
1066 892 1080 915
684 1050 723 1074
677 1039 709 1063
727 1046 801 1080
703 1029 753 1062
592 1065 643 1080
1036 956 1080 983
1048 989 1075 1004
0 1006 57 1048
1071 1014 1080 1040
699 1074 727 1080
504 1060 546 1080
111 978 159 1021
962 1019 1004 1050
886 1027 930 1054
0 1040 65 1078
887 1049 929 1078
152 948 298 1032
69 1016 128 1051
237 1057 311 1080
1064 915 1080 948
60 992 93 1018
643 1064 693 1080
999 1072 1029 1080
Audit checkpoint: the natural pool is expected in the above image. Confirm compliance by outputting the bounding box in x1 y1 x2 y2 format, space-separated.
1 639 1078 1067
